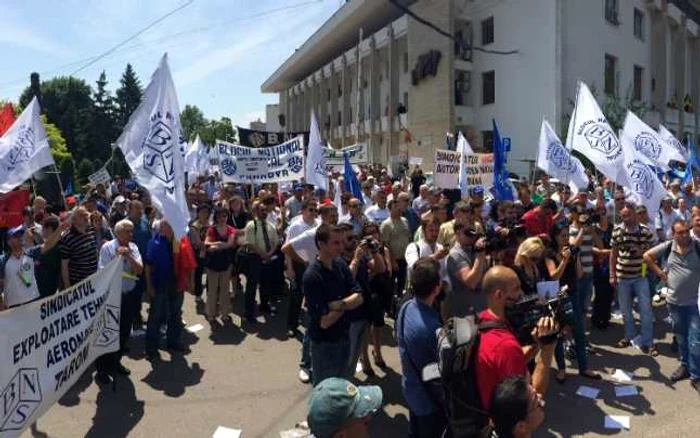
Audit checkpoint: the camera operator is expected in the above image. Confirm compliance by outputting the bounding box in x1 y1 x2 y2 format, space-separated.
592 205 615 330
485 200 525 266
568 204 604 313
545 223 601 383
487 377 546 438
446 222 488 317
348 222 392 376
475 266 558 411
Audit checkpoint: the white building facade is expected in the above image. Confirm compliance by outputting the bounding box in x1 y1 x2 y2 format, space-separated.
262 0 700 176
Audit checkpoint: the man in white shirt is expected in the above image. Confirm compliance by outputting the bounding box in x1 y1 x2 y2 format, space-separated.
286 199 320 243
656 197 682 241
365 191 390 224
96 219 143 379
412 184 430 214
405 217 450 286
285 185 305 220
0 223 65 309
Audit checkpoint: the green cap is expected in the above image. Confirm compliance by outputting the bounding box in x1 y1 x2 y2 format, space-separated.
308 378 383 438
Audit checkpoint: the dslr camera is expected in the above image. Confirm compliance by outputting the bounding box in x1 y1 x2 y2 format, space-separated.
361 237 381 253
505 287 575 345
483 224 527 252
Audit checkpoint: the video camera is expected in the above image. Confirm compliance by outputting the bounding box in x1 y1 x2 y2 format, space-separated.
482 224 527 252
505 287 575 345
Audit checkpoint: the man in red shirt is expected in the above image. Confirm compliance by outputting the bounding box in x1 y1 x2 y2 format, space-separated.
475 266 557 410
521 200 556 238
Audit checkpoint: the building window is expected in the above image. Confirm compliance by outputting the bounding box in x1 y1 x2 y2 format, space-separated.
482 130 494 152
349 107 352 124
327 88 331 102
482 71 495 105
404 91 409 110
338 82 342 97
633 8 644 40
604 54 617 96
403 52 409 73
633 65 643 101
481 17 494 45
605 0 619 25
337 111 342 126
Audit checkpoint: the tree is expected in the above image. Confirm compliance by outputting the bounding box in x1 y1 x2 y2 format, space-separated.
199 117 237 145
76 158 94 186
115 64 143 127
19 75 94 160
59 156 75 189
180 104 207 141
82 71 120 166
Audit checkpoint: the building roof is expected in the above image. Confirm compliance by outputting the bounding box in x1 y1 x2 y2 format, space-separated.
260 0 406 93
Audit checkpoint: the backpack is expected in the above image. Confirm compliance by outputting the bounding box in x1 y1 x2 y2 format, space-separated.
662 240 700 261
437 315 505 438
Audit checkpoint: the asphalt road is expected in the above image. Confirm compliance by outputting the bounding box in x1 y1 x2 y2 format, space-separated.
21 291 700 438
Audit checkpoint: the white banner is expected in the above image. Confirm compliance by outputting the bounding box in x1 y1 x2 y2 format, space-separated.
434 149 494 190
325 144 367 171
217 136 305 184
87 167 111 187
0 259 122 437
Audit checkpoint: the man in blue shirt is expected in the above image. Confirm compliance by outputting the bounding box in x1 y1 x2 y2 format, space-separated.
396 258 446 438
144 220 184 362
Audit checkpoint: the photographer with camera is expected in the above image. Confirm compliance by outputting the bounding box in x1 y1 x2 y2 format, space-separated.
568 204 603 314
446 222 488 317
485 200 526 267
475 266 558 411
545 222 601 383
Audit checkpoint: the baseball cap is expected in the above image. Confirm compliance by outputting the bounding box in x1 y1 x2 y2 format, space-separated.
8 225 26 237
308 378 383 438
293 184 304 192
469 186 485 196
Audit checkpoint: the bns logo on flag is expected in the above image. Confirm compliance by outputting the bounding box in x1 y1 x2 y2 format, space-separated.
582 121 620 160
634 133 662 160
143 112 176 193
7 126 35 171
288 156 303 173
248 132 266 148
221 158 237 176
546 142 576 173
628 160 655 199
668 137 686 156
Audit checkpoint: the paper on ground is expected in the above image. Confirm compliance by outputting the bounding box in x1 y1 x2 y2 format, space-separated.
213 426 242 438
575 385 600 399
612 369 634 382
614 385 638 397
605 415 630 429
186 323 204 333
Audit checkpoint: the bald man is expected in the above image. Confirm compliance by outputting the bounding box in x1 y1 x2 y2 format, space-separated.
474 266 557 411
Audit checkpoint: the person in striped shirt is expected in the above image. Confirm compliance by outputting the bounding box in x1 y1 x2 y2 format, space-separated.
609 204 657 356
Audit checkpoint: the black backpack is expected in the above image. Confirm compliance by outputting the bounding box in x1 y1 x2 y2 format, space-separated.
437 315 505 438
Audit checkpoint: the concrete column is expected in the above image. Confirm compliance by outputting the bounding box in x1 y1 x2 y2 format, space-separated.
369 36 379 163
678 20 687 136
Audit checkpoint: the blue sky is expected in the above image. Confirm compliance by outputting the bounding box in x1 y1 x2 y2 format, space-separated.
0 0 340 129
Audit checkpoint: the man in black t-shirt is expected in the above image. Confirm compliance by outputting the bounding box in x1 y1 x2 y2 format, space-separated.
303 224 364 386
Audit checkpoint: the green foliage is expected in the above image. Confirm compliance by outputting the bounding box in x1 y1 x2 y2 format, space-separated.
199 116 237 145
76 158 94 186
180 104 207 141
115 64 143 127
82 71 120 165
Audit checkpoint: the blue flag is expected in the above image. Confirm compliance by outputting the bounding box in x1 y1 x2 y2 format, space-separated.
492 120 514 200
343 152 363 203
63 179 74 196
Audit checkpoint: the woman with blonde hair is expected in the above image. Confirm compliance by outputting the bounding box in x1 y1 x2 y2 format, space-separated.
513 237 548 298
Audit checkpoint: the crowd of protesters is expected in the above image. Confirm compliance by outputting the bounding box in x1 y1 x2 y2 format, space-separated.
1 162 699 437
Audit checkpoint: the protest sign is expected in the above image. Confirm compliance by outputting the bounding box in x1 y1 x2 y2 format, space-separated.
434 149 494 190
325 144 367 171
0 259 122 438
87 168 111 187
217 136 305 184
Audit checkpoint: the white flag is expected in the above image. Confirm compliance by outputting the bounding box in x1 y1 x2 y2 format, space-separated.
658 124 687 163
622 111 685 170
620 132 668 214
115 54 189 239
537 119 589 194
305 110 328 191
0 97 55 193
457 131 473 196
566 81 626 185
